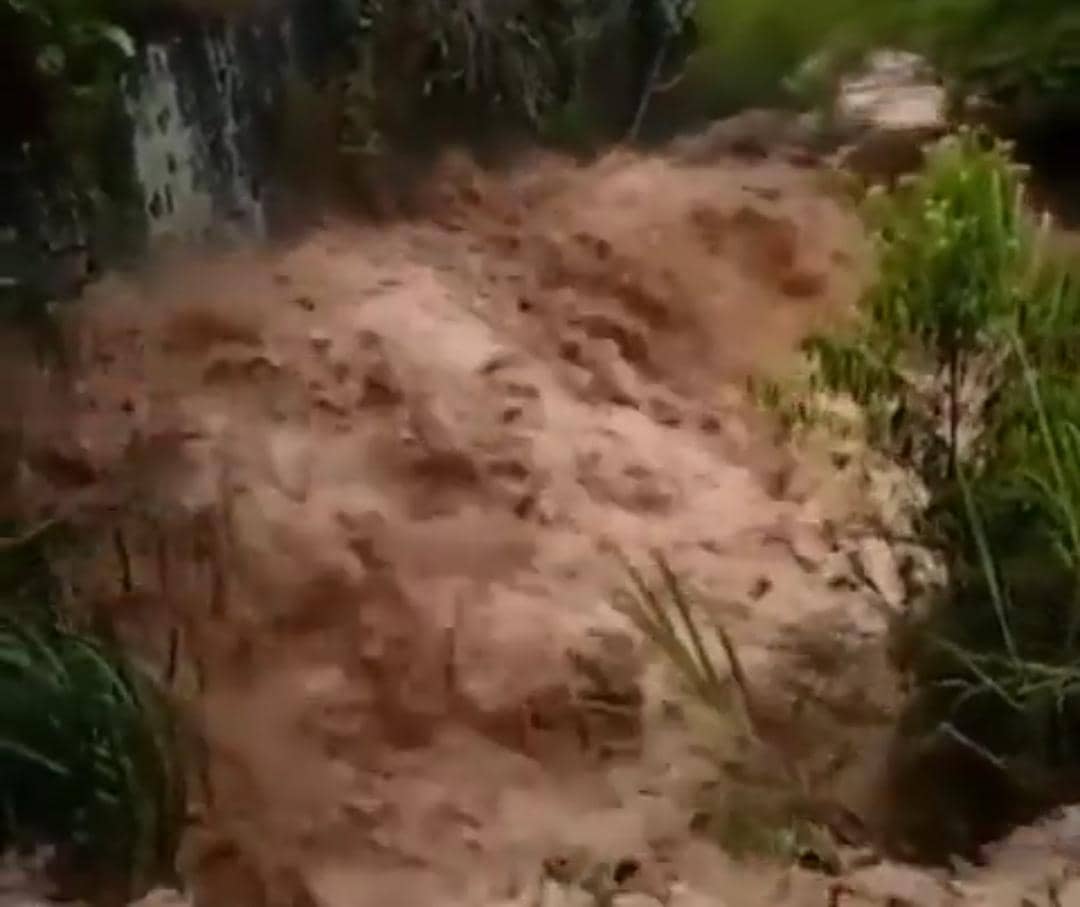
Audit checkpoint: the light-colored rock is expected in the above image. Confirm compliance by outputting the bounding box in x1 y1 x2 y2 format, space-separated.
128 890 193 907
666 883 729 907
837 50 946 133
834 49 948 182
611 894 664 907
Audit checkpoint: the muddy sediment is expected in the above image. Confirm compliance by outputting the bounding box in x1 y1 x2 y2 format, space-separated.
11 146 1073 906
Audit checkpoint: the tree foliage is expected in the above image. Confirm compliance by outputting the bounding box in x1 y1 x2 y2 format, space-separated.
1 0 135 154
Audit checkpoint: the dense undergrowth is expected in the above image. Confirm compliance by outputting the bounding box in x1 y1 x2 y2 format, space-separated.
784 128 1080 855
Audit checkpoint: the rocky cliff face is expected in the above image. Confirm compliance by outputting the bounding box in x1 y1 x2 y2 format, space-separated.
0 0 344 304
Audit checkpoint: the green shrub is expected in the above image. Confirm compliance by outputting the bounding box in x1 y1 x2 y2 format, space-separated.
793 128 1080 850
804 129 1031 483
900 364 1080 841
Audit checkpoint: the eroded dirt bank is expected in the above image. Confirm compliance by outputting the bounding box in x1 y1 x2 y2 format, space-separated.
12 146 1080 907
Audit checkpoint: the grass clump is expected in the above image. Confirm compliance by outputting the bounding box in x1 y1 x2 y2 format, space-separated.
0 530 184 900
612 554 841 866
613 553 733 717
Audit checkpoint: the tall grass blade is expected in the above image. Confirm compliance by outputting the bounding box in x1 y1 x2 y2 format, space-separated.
957 466 1019 663
654 552 725 696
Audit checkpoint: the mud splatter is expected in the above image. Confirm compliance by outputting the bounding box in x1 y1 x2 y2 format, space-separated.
12 147 923 906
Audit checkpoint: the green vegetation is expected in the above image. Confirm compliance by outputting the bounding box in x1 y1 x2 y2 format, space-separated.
683 0 1080 126
8 0 1080 176
0 609 185 897
0 528 185 896
803 131 1036 481
900 0 1080 127
789 128 1080 850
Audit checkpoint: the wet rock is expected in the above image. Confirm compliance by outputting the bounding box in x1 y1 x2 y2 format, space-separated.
834 50 948 183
